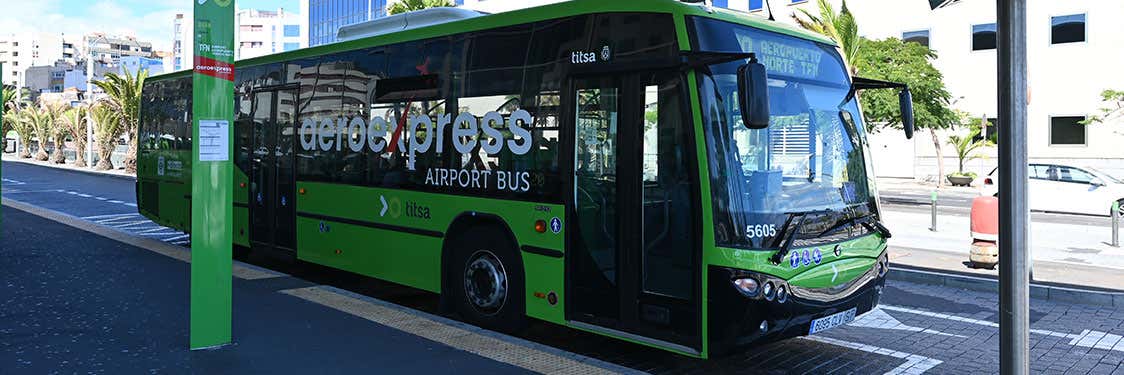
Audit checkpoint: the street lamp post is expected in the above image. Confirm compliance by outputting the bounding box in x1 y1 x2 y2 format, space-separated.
85 46 94 168
998 0 1030 374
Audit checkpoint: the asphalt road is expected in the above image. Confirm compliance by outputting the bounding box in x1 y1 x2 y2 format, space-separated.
5 160 1124 374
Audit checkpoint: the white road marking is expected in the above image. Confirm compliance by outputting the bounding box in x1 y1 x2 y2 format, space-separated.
1069 330 1124 352
140 231 181 237
848 308 964 337
803 335 943 374
76 193 92 198
82 213 139 220
94 215 142 224
1 178 26 185
163 234 190 242
111 220 155 229
882 305 1081 340
136 226 174 234
171 240 191 245
95 197 108 200
107 200 123 204
123 203 137 207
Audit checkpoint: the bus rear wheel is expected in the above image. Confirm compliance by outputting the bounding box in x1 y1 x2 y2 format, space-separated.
449 226 526 333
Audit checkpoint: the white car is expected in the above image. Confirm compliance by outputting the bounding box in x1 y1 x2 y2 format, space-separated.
981 164 1124 217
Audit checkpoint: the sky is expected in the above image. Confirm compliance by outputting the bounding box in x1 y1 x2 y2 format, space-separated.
0 0 300 51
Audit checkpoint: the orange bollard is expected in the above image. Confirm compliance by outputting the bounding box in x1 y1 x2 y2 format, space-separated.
969 196 1000 269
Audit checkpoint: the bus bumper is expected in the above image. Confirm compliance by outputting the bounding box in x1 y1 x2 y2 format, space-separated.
708 257 886 355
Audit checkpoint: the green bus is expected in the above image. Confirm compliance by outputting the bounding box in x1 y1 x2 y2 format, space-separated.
136 0 914 358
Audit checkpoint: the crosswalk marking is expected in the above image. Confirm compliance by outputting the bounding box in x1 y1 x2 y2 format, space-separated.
140 231 182 237
94 216 141 224
163 234 190 242
111 220 155 229
82 213 138 220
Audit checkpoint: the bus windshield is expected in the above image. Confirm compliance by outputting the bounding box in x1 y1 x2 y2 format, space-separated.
691 17 878 250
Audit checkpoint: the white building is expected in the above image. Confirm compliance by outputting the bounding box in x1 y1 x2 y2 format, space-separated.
0 32 81 88
170 8 308 72
717 0 1124 178
235 8 306 60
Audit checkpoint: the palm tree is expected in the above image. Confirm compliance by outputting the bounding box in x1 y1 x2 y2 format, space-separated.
39 102 69 164
947 119 994 177
387 0 455 15
2 86 16 136
92 69 147 173
26 102 60 161
9 108 36 158
792 0 862 75
61 105 90 167
91 103 123 170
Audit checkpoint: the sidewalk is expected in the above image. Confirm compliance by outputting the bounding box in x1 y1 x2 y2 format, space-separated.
2 152 134 180
0 203 629 374
877 177 981 206
884 207 1124 290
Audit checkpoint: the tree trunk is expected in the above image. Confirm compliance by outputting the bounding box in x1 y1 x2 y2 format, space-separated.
50 137 67 164
35 140 49 161
123 130 137 174
73 137 87 167
95 143 115 170
930 129 945 187
18 137 31 158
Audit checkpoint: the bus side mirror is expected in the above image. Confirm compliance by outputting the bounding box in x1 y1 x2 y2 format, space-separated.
738 60 770 129
899 88 915 139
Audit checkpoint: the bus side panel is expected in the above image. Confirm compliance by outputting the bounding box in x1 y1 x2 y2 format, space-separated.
297 216 443 292
294 181 567 324
233 206 249 247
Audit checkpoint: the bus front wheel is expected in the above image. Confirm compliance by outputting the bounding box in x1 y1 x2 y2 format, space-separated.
449 226 526 333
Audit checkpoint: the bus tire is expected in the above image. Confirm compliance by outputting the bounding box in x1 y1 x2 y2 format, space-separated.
449 226 526 333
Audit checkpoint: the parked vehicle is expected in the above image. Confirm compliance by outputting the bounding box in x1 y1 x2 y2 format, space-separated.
982 164 1124 216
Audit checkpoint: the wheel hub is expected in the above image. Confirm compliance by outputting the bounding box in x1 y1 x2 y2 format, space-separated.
464 250 507 315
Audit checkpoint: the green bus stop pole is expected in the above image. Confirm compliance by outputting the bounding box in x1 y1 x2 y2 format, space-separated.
189 0 235 350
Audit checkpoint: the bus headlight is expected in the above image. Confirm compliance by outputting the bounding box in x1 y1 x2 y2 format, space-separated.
732 277 760 297
763 281 776 301
776 285 788 304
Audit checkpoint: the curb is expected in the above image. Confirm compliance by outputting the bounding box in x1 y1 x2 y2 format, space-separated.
2 157 136 182
888 265 1124 308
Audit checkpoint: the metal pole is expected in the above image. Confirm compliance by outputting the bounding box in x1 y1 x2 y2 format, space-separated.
930 191 938 231
998 0 1029 374
86 40 95 168
1112 201 1119 248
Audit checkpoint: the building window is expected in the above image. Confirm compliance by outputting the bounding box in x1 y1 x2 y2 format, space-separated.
1049 116 1086 146
790 0 807 4
902 30 930 47
283 42 300 51
749 0 764 11
1051 14 1085 44
284 25 300 37
971 23 997 51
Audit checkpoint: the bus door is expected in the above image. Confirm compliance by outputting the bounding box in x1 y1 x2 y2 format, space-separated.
249 87 298 252
567 72 701 354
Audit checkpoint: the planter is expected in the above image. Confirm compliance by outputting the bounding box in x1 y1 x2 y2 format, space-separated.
947 175 974 187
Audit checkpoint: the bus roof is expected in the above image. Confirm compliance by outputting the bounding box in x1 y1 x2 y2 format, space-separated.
148 0 834 82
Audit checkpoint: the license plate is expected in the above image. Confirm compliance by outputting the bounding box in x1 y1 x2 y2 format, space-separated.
808 308 857 335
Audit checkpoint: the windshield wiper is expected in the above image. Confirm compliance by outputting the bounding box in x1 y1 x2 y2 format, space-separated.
817 214 892 239
769 212 808 265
